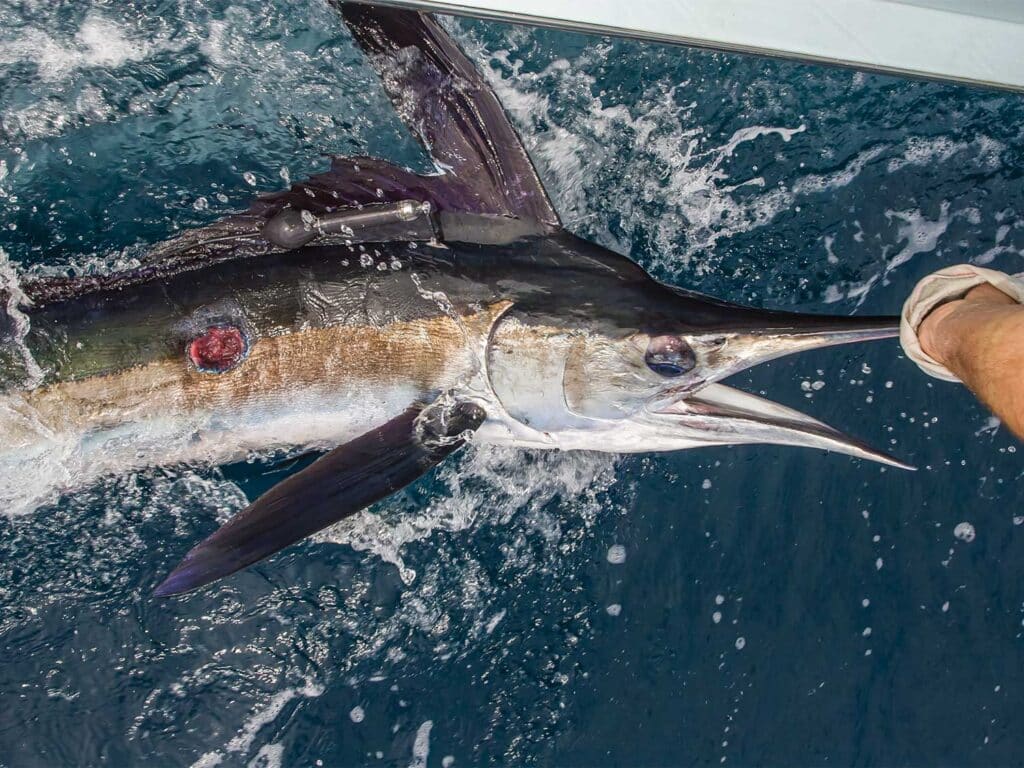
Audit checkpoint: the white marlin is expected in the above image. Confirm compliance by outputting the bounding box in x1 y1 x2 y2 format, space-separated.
0 3 911 596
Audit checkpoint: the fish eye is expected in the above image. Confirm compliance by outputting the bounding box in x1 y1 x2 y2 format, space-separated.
645 335 696 377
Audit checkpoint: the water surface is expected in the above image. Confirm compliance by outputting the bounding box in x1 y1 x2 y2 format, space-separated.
1 1 1022 765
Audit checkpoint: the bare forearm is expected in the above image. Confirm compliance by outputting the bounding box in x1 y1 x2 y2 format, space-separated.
919 284 1024 439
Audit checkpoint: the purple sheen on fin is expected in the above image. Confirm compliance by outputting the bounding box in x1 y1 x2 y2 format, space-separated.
336 3 560 229
248 156 479 221
154 401 486 596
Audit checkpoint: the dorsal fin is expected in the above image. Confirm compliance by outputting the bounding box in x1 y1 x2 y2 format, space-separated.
19 2 564 308
249 155 457 219
334 3 560 229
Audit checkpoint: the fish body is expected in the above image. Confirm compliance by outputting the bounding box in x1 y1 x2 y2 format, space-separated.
1 239 492 509
1 232 900 502
0 4 911 594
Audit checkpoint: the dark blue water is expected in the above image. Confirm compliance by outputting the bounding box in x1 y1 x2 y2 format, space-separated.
1 1 1023 765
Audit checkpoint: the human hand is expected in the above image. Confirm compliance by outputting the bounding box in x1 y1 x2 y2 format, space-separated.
917 281 1024 439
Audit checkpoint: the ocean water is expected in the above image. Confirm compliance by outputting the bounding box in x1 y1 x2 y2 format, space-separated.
1 1 1023 766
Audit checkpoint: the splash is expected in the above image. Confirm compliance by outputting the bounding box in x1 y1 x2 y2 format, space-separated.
0 13 156 81
317 445 617 584
0 397 76 517
0 12 182 141
20 244 146 283
0 248 43 388
467 40 809 269
0 0 376 158
139 445 618 764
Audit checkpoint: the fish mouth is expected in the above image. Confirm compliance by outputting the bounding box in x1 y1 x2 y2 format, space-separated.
645 313 913 469
650 382 914 470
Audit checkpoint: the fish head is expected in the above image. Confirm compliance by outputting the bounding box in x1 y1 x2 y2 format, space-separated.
486 279 912 469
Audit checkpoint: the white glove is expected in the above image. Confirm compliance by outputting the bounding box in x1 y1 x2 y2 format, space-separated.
900 264 1024 382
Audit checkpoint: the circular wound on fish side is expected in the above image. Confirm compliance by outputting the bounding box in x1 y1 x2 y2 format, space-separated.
187 325 249 373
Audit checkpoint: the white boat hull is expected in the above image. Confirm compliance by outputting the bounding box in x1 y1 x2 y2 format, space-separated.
363 0 1024 92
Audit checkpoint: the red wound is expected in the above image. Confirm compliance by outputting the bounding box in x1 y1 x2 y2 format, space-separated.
188 325 248 373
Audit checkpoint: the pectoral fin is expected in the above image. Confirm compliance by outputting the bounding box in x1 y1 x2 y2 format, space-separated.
155 400 486 596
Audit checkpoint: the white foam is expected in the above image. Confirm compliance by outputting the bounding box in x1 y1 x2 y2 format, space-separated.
458 33 815 270
887 135 1004 174
606 544 626 564
409 721 433 768
192 679 324 768
190 753 223 768
823 234 840 265
198 11 289 75
0 248 43 388
975 417 1001 437
317 445 616 585
973 219 1023 265
817 133 1013 301
0 5 353 142
792 145 886 196
953 522 976 543
247 744 284 768
0 13 155 81
0 402 79 516
719 125 806 158
885 202 953 272
485 609 506 634
0 11 187 141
